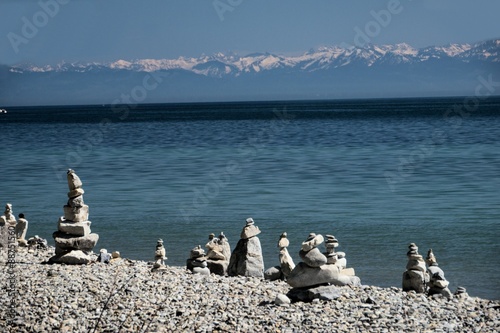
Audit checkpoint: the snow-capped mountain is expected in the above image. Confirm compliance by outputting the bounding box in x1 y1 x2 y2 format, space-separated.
2 39 498 106
11 39 497 78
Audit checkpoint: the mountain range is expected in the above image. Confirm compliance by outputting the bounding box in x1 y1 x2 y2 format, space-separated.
1 38 499 106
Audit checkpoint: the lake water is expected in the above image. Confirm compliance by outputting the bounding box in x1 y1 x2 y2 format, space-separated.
1 97 499 299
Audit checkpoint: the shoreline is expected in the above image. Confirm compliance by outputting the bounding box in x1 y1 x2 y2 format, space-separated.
1 249 499 332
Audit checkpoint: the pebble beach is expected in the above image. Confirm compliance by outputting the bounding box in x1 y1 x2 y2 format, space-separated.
1 248 499 333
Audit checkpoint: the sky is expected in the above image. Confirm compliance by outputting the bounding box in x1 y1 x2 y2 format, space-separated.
0 0 499 66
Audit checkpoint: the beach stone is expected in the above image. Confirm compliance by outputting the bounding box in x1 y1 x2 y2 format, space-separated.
240 224 261 239
274 293 291 306
287 285 342 302
287 262 360 288
98 249 111 263
58 218 91 236
264 265 282 281
336 252 347 269
63 205 89 222
402 269 428 293
206 259 229 276
67 188 84 198
279 247 295 278
16 214 28 243
192 266 210 275
67 168 83 190
228 237 264 278
53 232 99 253
278 232 289 248
301 233 324 252
51 250 92 264
299 248 327 268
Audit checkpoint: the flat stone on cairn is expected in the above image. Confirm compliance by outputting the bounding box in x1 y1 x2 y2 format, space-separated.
228 217 264 278
402 243 429 293
426 249 452 299
50 170 98 265
286 232 360 302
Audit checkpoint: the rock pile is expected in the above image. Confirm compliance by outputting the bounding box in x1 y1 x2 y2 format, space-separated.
153 239 167 270
426 249 452 299
286 233 361 302
186 245 210 275
402 243 429 293
228 217 264 277
49 169 99 265
0 203 16 252
265 232 295 281
205 232 231 275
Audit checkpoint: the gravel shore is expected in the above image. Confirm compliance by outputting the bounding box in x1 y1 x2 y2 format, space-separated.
1 249 499 333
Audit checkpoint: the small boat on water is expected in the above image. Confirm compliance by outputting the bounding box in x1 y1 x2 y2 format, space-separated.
0 109 7 114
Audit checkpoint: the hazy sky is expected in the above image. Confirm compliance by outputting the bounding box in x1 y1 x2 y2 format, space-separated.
1 0 499 65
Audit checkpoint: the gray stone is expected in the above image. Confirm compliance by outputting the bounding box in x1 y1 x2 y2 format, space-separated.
402 270 428 293
15 217 28 241
301 233 324 252
192 266 211 275
274 293 291 306
50 250 92 264
264 266 282 281
240 224 261 239
279 247 295 277
228 237 264 278
63 205 89 222
67 169 83 190
53 232 99 253
206 259 229 276
58 218 91 236
299 248 327 268
287 285 342 302
287 262 360 288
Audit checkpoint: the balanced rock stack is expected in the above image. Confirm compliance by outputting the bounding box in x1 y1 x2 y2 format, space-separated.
402 243 429 293
0 203 17 252
286 233 361 302
205 232 231 275
153 238 167 270
50 169 99 265
186 245 210 275
228 217 264 277
426 249 452 299
265 232 296 281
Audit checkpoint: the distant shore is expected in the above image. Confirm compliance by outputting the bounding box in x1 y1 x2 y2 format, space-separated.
1 248 499 332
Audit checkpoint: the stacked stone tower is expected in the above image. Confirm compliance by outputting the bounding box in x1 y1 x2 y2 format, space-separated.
50 169 99 264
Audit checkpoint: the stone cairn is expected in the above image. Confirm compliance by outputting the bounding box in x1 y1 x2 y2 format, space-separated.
0 203 17 252
186 245 210 275
153 238 167 270
228 217 264 277
50 169 99 264
402 243 429 293
16 213 29 247
205 232 231 275
264 232 295 281
426 249 452 299
286 233 361 302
